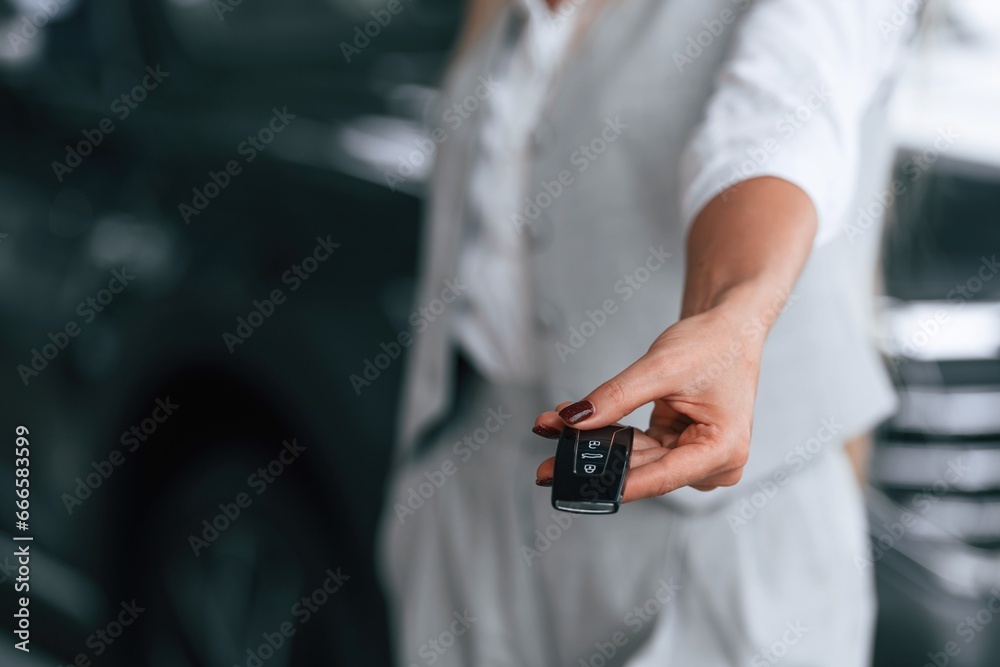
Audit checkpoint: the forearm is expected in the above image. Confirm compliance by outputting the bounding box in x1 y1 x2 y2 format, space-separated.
535 181 818 494
681 176 817 345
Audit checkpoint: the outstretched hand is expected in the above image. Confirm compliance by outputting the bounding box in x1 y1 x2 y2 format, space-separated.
532 308 764 500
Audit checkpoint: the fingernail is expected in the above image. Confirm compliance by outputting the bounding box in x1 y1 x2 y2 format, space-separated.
558 400 595 425
532 424 562 439
535 477 553 487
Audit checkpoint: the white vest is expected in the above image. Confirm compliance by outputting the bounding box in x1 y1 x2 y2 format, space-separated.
397 0 899 511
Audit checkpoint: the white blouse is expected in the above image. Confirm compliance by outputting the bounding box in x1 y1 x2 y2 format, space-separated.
452 0 584 383
452 0 911 384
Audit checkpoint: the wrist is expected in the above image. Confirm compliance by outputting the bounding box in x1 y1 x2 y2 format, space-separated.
689 282 794 354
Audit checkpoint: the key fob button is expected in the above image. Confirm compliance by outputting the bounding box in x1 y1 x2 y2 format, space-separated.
576 439 609 475
576 446 608 475
552 426 633 514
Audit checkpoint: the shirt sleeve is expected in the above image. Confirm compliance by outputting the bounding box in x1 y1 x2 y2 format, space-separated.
680 0 915 246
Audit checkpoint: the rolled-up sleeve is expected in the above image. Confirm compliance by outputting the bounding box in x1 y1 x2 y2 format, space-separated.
681 0 915 246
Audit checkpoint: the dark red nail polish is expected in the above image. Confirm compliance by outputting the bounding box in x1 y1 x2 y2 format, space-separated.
535 477 553 487
532 424 562 439
559 400 595 425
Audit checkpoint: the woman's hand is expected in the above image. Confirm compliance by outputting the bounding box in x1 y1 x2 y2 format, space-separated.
532 176 818 500
532 304 765 499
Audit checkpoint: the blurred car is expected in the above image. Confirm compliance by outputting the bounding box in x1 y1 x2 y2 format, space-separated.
0 0 458 664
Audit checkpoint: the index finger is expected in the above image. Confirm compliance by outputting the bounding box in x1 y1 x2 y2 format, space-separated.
558 355 676 430
620 443 724 502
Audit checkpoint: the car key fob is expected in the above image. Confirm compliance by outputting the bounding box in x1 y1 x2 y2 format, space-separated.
552 424 633 514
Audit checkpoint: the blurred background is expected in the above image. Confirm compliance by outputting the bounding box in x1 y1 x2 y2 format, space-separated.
0 0 997 665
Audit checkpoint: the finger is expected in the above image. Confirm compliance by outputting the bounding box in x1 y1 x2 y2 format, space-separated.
696 468 744 488
536 431 665 479
535 406 656 446
629 445 671 467
643 426 681 450
536 432 668 487
531 404 575 439
621 443 724 502
689 461 748 491
632 430 671 452
558 355 675 430
648 401 693 440
535 457 555 484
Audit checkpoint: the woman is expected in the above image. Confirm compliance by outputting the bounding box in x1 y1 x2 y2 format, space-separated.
379 0 911 664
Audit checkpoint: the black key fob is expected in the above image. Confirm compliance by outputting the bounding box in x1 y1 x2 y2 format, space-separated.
552 425 633 514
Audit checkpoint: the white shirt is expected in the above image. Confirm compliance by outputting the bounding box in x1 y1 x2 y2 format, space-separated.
451 0 908 386
680 0 908 244
452 0 583 383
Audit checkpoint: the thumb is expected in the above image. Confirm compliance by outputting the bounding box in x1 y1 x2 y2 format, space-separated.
557 354 671 429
